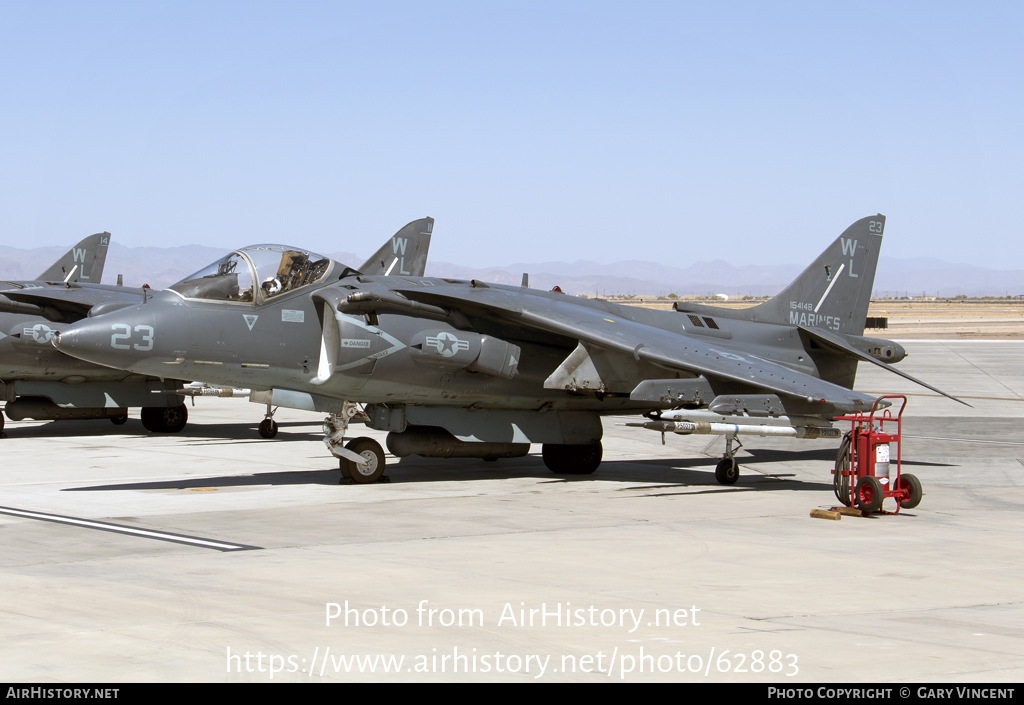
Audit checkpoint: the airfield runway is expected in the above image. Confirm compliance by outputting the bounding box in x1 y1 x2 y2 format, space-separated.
1 341 1022 682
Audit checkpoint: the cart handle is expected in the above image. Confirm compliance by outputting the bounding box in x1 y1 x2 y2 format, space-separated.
869 395 908 423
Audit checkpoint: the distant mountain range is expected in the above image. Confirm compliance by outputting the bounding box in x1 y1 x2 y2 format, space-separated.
1 242 1021 298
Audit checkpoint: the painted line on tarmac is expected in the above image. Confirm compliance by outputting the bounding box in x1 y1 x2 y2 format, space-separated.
0 506 261 551
902 435 1024 447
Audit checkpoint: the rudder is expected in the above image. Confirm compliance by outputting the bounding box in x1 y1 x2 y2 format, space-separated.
37 232 111 284
359 218 433 277
744 215 884 336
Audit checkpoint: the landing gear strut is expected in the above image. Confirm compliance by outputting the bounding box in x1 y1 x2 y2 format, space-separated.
715 434 740 485
323 402 386 484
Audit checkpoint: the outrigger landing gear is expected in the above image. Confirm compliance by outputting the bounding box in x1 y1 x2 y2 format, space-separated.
258 402 279 439
715 434 741 485
323 402 386 484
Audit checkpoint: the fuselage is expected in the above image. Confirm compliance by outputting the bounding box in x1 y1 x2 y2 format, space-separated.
0 280 151 384
51 273 844 416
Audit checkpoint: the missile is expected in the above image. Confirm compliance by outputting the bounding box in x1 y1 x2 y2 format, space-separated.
629 419 841 439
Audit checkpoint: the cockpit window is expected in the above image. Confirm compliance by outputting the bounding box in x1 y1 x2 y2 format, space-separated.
169 253 255 302
168 246 334 304
244 246 332 302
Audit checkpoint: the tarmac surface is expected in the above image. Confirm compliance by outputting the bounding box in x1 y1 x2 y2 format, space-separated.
1 341 1022 682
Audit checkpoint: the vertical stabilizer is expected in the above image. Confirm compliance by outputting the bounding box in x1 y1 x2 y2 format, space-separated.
37 232 111 284
359 218 433 277
742 215 884 336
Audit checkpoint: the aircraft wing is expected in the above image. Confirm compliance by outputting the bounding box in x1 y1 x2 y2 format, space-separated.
798 325 969 406
361 282 880 414
0 284 145 321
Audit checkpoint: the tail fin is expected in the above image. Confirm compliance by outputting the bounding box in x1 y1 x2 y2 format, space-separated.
743 215 884 336
358 218 433 277
37 232 111 284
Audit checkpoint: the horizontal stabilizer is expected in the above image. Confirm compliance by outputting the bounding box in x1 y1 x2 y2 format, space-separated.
799 326 970 407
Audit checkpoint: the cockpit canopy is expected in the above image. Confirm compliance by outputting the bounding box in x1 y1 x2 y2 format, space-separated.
169 245 336 303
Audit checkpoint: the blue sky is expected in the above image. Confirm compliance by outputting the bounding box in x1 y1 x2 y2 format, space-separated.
0 2 1021 268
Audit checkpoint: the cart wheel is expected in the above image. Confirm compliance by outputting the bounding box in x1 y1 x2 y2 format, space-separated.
854 476 884 514
715 457 739 485
834 432 852 506
896 473 923 509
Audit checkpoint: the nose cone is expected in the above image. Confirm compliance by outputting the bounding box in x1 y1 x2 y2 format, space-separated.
53 305 158 371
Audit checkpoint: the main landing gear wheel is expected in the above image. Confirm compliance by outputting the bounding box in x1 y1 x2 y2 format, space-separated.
854 476 884 514
140 404 188 433
258 418 279 439
541 442 602 475
896 473 923 509
341 437 386 484
715 457 739 485
111 414 128 425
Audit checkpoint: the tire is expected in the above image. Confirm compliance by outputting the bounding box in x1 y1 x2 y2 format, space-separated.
140 407 158 432
0 410 4 434
854 476 885 514
834 432 852 506
541 442 602 474
343 437 386 484
715 457 739 485
258 418 279 439
896 473 923 509
140 405 188 433
111 414 128 425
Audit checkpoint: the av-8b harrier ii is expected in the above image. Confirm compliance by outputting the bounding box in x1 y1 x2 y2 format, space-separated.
0 232 190 434
53 215 961 483
2 222 432 436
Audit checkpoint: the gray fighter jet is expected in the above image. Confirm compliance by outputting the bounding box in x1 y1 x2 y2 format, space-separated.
3 221 433 437
52 215 958 483
0 232 192 434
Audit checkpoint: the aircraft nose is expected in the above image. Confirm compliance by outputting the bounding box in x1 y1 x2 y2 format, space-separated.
53 306 157 370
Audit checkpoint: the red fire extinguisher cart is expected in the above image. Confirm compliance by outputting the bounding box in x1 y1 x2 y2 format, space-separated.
833 395 923 514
